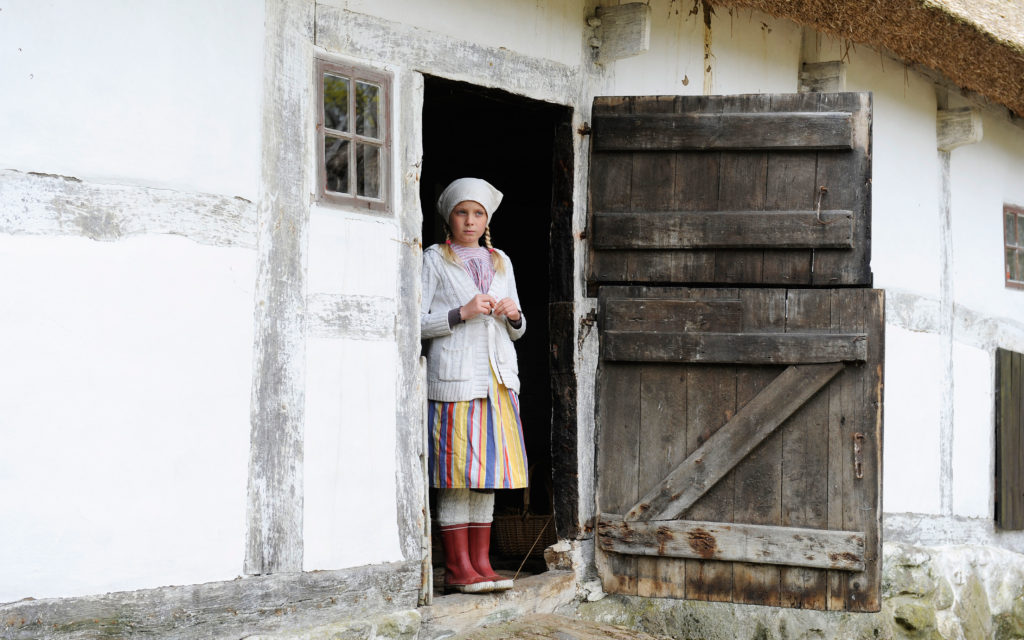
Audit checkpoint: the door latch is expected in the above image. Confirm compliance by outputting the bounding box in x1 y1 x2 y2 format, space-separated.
853 432 865 479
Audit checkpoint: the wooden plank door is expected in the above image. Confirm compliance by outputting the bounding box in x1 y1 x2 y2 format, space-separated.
590 93 883 612
587 93 872 292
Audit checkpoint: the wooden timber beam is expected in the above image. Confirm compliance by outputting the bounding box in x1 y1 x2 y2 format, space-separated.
592 210 855 249
592 111 854 151
602 332 867 364
598 514 866 571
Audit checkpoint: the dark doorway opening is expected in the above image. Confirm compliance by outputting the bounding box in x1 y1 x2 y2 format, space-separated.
420 75 575 593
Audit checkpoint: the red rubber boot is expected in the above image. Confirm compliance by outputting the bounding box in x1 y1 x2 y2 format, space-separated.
440 524 494 594
468 523 513 591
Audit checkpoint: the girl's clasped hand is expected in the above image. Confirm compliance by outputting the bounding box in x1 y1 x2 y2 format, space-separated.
460 293 521 322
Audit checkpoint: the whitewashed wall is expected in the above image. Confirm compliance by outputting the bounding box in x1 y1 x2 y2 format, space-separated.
0 0 263 602
323 0 584 67
805 32 1024 536
0 236 256 602
0 1 263 197
604 5 803 96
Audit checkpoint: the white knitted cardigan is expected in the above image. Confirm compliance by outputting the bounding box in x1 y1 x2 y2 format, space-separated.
420 244 526 402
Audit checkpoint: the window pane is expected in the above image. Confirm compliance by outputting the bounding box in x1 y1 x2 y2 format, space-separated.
1017 214 1024 248
356 143 380 198
1007 211 1017 246
325 136 350 194
1017 249 1024 282
356 81 380 139
323 74 349 132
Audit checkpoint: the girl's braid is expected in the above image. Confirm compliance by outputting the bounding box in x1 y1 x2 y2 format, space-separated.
484 227 505 273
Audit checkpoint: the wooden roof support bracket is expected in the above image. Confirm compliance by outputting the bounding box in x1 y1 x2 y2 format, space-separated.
799 61 847 93
588 3 651 64
937 107 983 151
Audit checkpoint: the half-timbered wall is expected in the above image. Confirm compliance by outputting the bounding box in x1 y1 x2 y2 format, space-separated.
0 1 265 602
5 0 1024 613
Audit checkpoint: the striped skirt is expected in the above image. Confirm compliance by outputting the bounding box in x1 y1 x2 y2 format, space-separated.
427 369 528 489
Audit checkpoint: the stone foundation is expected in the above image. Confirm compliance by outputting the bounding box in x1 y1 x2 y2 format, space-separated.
575 542 1024 640
7 544 1024 638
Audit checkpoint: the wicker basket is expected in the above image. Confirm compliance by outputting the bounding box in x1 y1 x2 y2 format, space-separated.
492 513 556 560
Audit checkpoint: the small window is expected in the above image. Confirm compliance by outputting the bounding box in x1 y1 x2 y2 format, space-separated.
996 348 1024 529
316 59 391 213
1006 205 1024 289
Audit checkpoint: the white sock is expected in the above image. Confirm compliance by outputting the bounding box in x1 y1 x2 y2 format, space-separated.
468 490 495 523
436 488 471 526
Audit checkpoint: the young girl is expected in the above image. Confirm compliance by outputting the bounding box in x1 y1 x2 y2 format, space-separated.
421 177 528 594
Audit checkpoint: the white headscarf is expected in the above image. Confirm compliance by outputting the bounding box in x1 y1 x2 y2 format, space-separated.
436 178 503 224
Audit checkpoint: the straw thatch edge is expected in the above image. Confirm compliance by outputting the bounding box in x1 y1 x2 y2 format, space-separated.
712 0 1024 118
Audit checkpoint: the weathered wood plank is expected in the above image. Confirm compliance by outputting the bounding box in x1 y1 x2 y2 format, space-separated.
625 363 844 522
637 364 689 598
715 95 769 284
593 2 651 63
780 289 832 609
598 515 865 571
682 363 736 602
246 0 315 575
826 290 849 610
602 331 867 364
1016 351 1024 529
997 349 1017 529
592 112 854 151
671 95 720 283
998 348 1024 530
762 93 819 283
0 562 421 640
732 289 784 607
550 302 580 540
812 92 872 286
591 210 855 249
587 96 633 293
839 289 884 612
0 169 257 248
602 299 742 333
306 293 397 340
595 362 642 595
628 96 685 599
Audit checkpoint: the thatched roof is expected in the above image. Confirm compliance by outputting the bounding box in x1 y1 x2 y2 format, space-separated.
713 0 1024 118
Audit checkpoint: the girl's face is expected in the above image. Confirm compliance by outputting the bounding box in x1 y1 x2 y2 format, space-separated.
448 200 488 247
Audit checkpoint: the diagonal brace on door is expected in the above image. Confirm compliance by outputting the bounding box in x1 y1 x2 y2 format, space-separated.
624 362 845 522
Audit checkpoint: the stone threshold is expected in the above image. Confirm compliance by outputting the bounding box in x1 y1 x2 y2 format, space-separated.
418 571 578 640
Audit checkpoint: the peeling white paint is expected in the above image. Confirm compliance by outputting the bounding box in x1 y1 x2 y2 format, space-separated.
307 293 396 340
0 170 257 248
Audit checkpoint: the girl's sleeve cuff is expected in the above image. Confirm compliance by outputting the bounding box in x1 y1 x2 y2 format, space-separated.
447 307 463 329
